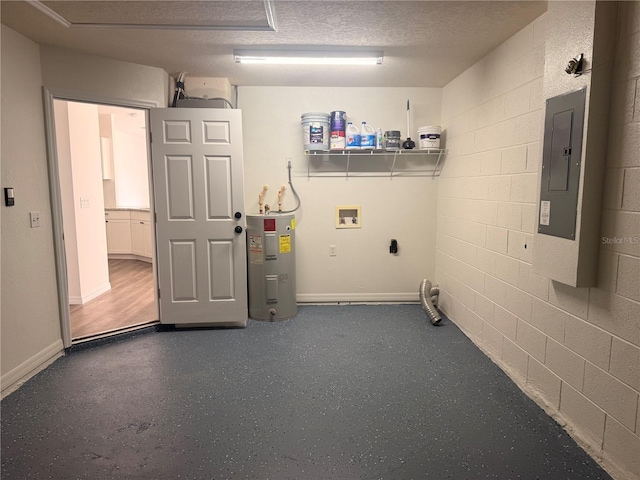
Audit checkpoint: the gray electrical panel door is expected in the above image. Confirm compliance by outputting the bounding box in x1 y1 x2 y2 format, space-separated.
538 88 586 240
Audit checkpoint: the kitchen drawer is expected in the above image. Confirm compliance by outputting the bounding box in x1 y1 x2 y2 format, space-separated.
105 210 131 220
130 210 151 222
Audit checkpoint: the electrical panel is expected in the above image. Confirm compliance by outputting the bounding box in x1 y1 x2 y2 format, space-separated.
538 88 586 240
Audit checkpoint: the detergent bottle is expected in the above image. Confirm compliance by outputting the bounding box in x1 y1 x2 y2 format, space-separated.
360 122 376 150
346 122 361 149
376 128 383 149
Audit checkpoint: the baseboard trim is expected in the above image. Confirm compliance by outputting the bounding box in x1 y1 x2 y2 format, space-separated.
69 282 112 305
108 254 152 263
297 293 419 303
1 339 65 399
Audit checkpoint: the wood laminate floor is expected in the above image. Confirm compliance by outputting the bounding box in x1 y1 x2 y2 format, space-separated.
70 259 157 340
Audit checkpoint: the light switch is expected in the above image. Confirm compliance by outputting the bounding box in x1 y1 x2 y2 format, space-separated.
4 187 15 206
30 211 41 228
80 197 90 208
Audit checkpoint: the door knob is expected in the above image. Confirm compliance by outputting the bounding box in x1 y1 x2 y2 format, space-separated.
234 226 243 234
234 212 242 219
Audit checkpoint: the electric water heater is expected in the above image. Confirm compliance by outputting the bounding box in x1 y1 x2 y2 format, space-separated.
246 214 297 321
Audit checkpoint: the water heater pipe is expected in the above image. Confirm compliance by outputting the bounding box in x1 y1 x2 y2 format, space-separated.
277 161 301 214
278 185 286 212
419 279 441 325
258 185 268 214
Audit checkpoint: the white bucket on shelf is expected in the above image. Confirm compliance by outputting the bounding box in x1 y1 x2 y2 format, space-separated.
418 126 441 149
301 112 330 151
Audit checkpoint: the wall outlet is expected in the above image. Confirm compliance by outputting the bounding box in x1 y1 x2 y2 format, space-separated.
329 245 337 256
29 211 41 228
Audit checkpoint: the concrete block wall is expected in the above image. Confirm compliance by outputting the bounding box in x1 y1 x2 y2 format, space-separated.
437 7 639 480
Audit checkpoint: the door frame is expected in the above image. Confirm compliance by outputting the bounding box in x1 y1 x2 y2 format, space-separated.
43 87 159 348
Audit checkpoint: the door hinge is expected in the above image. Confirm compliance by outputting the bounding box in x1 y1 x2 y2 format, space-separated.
157 287 160 299
149 131 152 143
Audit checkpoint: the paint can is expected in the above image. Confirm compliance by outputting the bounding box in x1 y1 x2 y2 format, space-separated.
330 110 347 150
301 112 330 151
418 126 441 149
384 130 401 150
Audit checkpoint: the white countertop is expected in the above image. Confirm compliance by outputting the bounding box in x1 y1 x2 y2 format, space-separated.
105 207 150 212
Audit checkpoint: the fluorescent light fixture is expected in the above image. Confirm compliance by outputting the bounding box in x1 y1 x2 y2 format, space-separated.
234 50 383 66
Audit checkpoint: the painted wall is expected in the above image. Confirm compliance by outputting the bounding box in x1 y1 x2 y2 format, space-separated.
1 29 170 394
239 87 442 301
99 113 117 208
0 26 64 394
53 100 82 301
533 1 618 287
112 129 150 209
66 102 111 303
40 45 170 108
437 6 639 479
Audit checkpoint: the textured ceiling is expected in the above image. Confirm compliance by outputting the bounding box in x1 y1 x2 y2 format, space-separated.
1 0 547 87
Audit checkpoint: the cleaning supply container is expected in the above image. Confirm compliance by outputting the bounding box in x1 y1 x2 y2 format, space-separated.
346 122 361 149
330 111 347 150
418 126 441 149
384 130 401 150
360 122 376 149
301 112 330 151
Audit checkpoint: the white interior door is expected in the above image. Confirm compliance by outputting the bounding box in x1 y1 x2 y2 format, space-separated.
150 108 247 326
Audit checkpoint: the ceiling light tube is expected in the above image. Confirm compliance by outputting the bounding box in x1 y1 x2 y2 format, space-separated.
233 50 383 66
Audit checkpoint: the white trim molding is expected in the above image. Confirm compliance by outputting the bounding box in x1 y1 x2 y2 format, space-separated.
69 282 112 305
297 293 420 304
1 340 65 399
43 87 159 348
28 0 277 31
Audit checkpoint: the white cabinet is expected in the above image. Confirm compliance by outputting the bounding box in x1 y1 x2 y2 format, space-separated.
105 209 152 259
105 210 132 254
130 211 153 258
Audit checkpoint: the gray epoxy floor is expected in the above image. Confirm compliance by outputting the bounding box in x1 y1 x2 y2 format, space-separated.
1 305 611 480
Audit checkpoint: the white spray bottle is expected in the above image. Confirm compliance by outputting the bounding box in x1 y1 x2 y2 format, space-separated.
376 128 383 149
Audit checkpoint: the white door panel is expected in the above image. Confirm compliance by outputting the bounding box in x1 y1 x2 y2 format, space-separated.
206 157 232 218
151 108 247 326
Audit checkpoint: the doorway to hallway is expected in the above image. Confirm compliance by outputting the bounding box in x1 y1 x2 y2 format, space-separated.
45 92 159 346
